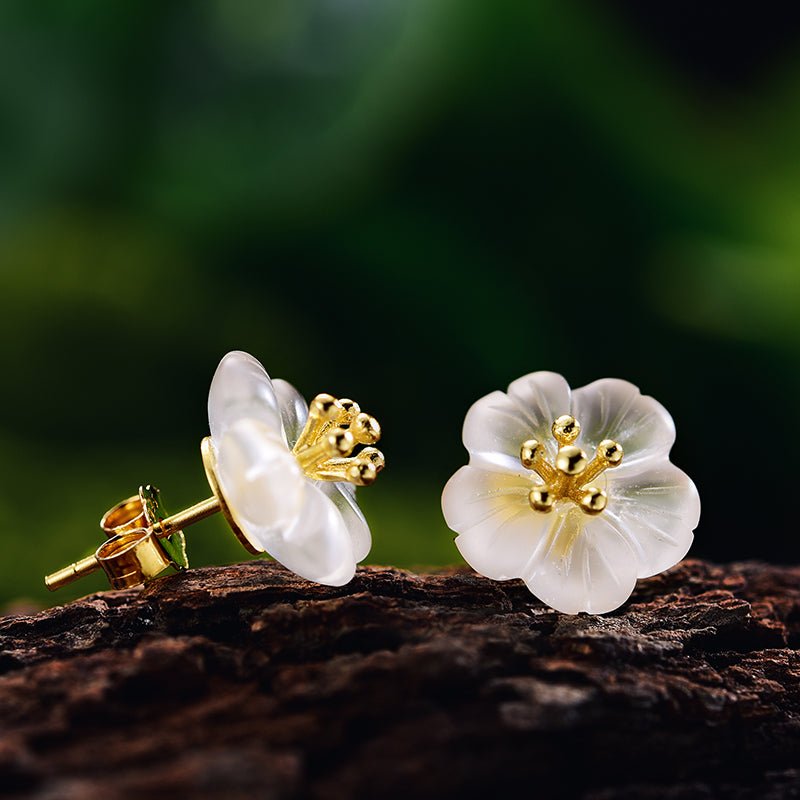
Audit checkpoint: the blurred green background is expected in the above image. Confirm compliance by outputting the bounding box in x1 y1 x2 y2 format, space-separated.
2 1 799 608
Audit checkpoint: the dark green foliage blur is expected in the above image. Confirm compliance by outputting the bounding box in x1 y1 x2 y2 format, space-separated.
2 1 799 607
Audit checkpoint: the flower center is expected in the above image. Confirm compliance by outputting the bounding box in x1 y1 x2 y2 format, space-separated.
292 394 385 486
519 414 623 515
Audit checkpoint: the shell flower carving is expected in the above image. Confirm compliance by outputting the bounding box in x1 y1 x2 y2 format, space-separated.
442 372 700 614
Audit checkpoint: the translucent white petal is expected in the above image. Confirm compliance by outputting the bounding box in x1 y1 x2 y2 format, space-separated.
268 481 357 586
319 481 371 563
571 379 675 475
273 378 308 449
208 351 282 442
443 465 553 580
462 372 571 471
523 508 638 614
215 418 306 553
338 481 357 498
216 417 356 585
604 461 700 578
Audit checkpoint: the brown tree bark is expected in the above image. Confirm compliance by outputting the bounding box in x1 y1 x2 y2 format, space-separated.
0 559 799 799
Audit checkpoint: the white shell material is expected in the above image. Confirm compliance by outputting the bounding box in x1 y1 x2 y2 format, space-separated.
442 372 700 614
208 351 371 586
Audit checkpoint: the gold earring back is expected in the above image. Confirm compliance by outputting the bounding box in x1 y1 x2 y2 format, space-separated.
43 438 243 592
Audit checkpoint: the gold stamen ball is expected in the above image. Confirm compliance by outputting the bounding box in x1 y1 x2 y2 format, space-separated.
529 486 554 512
347 460 378 486
361 447 386 472
351 413 381 444
580 487 607 515
520 439 543 469
311 393 341 421
556 445 588 475
338 399 360 424
598 439 623 466
552 414 581 444
329 429 355 456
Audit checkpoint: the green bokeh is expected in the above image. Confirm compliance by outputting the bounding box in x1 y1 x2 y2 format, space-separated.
2 1 799 608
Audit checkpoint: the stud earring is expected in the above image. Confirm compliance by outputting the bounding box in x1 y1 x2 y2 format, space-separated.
45 350 385 591
441 372 700 614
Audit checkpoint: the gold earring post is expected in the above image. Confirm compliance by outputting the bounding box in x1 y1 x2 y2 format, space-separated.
153 495 221 537
44 555 101 591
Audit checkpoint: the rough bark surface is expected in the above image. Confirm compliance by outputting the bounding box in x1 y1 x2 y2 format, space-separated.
1 559 799 800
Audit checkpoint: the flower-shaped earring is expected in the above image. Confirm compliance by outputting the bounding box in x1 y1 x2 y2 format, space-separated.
45 351 384 591
441 372 700 614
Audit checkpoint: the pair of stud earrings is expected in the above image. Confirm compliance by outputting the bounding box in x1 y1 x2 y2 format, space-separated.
45 351 700 615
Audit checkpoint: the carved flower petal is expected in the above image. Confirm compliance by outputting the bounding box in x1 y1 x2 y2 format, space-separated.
319 482 371 563
215 417 307 553
208 351 283 443
604 460 700 578
462 372 571 471
270 480 357 586
443 464 553 580
570 378 676 475
273 378 309 449
523 509 639 614
216 417 356 585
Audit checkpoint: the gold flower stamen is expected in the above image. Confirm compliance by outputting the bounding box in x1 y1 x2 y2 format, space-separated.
519 414 623 515
293 394 384 486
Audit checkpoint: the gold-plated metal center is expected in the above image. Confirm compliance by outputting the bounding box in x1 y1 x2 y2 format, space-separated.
292 395 385 486
520 414 623 515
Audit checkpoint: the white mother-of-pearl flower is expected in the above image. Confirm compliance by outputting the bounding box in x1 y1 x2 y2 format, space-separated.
441 372 700 614
208 351 371 586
